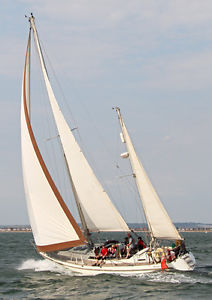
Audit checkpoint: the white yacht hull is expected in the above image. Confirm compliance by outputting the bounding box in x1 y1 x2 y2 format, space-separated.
40 249 195 276
40 252 161 275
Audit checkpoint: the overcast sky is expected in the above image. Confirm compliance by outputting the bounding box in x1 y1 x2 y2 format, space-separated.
1 0 212 225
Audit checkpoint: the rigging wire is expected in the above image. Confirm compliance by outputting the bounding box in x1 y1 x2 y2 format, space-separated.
39 39 79 130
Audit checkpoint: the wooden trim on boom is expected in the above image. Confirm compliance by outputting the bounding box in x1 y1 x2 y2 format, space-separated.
23 32 87 251
36 240 84 252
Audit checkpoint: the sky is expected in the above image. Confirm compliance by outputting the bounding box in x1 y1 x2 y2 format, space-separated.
1 0 212 225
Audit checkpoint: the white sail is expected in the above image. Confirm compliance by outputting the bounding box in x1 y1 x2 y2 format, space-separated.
21 30 86 252
30 17 129 233
116 108 182 240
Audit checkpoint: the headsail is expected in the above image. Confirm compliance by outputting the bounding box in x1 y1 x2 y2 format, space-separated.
115 107 182 240
29 16 129 233
21 25 87 253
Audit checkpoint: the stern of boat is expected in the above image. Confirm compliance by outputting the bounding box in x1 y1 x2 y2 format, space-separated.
169 252 196 271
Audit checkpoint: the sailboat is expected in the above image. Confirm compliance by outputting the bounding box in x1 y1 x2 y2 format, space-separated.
21 15 195 275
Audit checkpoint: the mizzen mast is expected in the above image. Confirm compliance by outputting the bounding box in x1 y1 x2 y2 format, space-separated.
115 107 182 241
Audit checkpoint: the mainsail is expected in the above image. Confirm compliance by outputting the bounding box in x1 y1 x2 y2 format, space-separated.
21 30 87 252
27 16 129 233
116 107 182 240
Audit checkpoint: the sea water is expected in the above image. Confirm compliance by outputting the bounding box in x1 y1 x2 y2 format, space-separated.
0 232 212 299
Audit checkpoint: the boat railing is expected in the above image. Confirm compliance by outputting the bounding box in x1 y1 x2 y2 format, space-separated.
57 251 90 265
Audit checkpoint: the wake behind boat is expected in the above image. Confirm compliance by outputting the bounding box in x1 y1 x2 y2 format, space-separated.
21 14 195 275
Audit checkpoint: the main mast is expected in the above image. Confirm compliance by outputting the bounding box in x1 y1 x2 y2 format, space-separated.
63 154 91 242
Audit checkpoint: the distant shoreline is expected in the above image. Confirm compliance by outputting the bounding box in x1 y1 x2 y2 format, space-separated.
0 229 32 233
1 228 212 233
133 228 212 233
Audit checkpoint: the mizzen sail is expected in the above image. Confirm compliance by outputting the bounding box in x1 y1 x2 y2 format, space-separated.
21 26 86 253
116 107 182 240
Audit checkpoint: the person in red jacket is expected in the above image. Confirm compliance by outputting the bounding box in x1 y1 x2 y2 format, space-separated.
137 237 146 251
94 245 108 266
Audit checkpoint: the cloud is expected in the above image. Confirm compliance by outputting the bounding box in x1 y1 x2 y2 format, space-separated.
20 0 212 27
137 51 212 91
2 1 212 86
7 0 210 93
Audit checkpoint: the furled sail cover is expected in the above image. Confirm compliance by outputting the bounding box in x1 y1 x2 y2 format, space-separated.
117 108 182 240
30 18 129 233
21 31 86 252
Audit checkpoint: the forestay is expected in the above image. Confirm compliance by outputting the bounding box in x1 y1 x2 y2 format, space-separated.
116 108 182 240
30 17 129 233
21 30 86 252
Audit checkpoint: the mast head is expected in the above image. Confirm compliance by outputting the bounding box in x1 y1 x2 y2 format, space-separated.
25 13 34 26
112 106 120 112
113 106 122 120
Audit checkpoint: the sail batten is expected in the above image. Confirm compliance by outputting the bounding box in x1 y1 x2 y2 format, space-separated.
116 108 182 240
30 17 129 233
21 22 86 252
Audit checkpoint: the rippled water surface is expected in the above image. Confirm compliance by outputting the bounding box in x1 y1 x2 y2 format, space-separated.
0 232 212 299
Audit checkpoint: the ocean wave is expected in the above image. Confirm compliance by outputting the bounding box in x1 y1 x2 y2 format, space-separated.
17 258 74 275
135 271 212 284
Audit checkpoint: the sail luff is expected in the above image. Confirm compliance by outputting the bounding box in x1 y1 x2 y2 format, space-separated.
30 17 129 233
21 23 87 252
116 107 182 240
26 29 31 117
